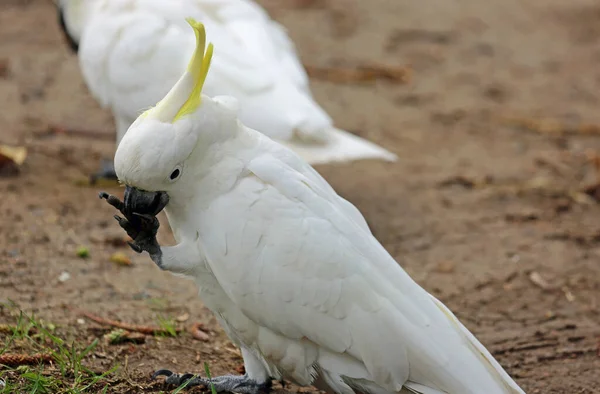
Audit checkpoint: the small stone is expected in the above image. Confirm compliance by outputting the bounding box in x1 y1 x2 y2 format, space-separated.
434 261 455 273
58 271 71 282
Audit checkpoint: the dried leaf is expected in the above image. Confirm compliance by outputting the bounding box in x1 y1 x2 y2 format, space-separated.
0 145 27 176
304 64 411 84
562 286 576 302
175 313 190 322
434 261 455 273
529 271 552 290
110 252 132 266
189 322 210 341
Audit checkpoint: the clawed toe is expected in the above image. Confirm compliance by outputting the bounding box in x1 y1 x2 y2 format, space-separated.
100 192 125 212
152 369 174 380
153 369 205 388
128 241 143 253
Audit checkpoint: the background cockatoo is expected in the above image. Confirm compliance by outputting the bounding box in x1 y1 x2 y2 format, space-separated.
57 0 397 181
100 20 526 394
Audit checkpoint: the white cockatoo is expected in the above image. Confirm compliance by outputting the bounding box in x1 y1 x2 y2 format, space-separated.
99 20 526 394
57 0 397 181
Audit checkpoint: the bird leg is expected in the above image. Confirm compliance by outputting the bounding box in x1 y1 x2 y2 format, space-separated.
90 158 118 185
153 370 272 394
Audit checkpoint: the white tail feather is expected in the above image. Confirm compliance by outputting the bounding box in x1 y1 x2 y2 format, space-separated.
280 127 397 166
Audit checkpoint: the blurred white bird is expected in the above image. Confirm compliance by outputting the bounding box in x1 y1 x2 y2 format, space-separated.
57 0 397 181
100 20 526 394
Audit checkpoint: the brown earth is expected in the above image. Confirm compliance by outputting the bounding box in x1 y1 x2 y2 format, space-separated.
1 0 599 393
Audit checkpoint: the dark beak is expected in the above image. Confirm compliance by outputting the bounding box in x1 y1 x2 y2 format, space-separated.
123 186 169 217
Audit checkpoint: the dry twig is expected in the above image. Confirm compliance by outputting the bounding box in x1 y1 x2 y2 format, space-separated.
501 116 600 136
33 125 113 141
304 64 411 84
0 353 53 367
73 309 181 336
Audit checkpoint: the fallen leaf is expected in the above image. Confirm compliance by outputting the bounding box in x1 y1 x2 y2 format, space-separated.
176 313 190 322
189 322 210 341
562 286 576 302
110 252 132 266
529 271 552 290
304 64 411 84
434 261 455 273
0 144 27 176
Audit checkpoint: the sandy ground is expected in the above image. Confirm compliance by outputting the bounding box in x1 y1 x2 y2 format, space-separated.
1 0 600 393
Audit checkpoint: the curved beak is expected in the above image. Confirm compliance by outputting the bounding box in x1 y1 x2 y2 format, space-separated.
123 186 169 217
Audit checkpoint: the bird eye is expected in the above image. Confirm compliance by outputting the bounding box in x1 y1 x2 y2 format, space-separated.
168 166 182 182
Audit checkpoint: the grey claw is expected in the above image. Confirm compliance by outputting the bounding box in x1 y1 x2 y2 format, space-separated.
152 369 202 388
128 242 142 253
152 369 174 379
114 215 129 229
101 192 125 211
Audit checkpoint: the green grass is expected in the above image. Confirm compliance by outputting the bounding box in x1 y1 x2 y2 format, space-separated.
0 303 116 393
156 315 178 337
204 362 217 394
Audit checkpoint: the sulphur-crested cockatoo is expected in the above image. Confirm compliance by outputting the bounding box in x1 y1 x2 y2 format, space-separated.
99 20 525 394
57 0 396 181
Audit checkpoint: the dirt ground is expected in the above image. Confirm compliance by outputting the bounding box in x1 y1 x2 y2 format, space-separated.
1 0 599 393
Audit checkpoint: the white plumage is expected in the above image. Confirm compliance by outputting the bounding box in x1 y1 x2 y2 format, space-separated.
107 20 527 394
58 0 397 165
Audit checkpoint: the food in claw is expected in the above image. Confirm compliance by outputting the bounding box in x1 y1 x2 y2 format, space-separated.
56 0 397 182
99 19 527 394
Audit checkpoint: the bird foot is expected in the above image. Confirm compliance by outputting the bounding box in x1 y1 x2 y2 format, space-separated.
99 192 163 265
152 369 272 393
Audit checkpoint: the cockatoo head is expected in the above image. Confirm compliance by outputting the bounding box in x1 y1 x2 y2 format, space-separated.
113 19 236 216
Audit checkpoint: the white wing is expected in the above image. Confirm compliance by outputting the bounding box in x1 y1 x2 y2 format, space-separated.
78 0 321 137
198 151 523 394
75 0 396 162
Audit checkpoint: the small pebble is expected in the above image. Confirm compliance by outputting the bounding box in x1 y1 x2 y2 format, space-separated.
58 271 71 282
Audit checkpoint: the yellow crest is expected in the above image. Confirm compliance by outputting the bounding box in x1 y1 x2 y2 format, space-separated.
139 18 213 123
173 18 214 121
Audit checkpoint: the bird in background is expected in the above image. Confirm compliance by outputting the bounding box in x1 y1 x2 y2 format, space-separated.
56 0 397 182
100 19 526 394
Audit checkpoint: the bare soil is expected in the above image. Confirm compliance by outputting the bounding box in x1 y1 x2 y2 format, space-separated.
1 0 599 393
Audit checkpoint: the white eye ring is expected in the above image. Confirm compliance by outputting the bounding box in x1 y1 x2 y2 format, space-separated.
168 165 183 182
